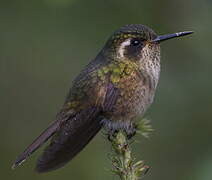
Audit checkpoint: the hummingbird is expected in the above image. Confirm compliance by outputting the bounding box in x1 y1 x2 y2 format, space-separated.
12 24 193 173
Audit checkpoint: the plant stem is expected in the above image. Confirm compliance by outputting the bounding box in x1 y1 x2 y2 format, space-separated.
109 119 153 180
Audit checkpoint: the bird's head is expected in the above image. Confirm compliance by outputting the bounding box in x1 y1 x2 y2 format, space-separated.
104 24 193 64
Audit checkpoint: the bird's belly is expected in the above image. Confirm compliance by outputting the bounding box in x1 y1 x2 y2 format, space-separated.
114 88 151 120
102 81 155 134
106 77 155 123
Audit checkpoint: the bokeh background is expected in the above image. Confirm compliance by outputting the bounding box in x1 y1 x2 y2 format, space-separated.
1 0 212 180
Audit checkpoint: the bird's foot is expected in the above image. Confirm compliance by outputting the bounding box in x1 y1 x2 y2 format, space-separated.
107 129 118 142
126 129 136 139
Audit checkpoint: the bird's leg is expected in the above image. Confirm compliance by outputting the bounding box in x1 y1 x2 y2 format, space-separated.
107 129 118 142
126 128 136 139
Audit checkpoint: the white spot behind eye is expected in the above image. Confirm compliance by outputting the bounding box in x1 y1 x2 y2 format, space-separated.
118 39 131 58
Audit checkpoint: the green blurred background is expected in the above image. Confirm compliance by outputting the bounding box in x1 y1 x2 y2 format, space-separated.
1 0 212 179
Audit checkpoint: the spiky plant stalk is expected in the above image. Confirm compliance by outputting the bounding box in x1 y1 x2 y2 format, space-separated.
109 119 153 180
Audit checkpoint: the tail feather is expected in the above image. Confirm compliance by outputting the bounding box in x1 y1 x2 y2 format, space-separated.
12 121 60 169
35 107 102 173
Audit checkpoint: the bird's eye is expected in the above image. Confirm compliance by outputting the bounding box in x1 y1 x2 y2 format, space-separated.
131 39 141 46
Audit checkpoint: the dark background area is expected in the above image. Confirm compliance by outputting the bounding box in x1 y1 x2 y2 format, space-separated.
1 0 212 180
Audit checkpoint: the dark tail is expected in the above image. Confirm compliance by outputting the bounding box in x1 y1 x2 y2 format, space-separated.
12 121 59 169
35 108 102 173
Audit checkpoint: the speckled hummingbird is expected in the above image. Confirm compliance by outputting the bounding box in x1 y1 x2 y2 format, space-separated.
12 24 193 173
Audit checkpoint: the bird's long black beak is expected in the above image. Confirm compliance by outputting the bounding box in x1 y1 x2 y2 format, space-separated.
151 31 193 43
